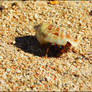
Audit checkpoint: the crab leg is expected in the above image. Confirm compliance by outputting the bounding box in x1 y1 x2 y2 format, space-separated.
45 47 49 58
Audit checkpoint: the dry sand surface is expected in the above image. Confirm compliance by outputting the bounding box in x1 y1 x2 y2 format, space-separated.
0 0 92 91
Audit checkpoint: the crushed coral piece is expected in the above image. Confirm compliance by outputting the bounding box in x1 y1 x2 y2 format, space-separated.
49 0 59 5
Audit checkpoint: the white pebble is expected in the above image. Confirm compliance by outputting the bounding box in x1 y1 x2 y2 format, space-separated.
0 56 3 59
12 41 16 44
16 70 21 73
7 68 10 72
34 13 38 19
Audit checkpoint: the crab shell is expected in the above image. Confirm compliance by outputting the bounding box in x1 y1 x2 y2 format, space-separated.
35 23 80 47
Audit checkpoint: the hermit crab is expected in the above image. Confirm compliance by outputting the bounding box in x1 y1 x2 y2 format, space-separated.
34 23 80 57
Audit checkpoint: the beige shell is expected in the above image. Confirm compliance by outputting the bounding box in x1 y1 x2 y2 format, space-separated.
35 23 80 47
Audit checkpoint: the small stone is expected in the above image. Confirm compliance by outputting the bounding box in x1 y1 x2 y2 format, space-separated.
49 0 59 5
74 74 79 77
0 5 5 12
11 2 17 7
76 59 83 64
72 47 78 53
16 70 21 73
46 76 51 81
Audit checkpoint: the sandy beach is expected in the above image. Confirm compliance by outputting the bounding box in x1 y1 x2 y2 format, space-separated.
0 0 92 91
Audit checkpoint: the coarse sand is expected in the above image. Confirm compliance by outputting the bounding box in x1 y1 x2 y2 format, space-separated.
0 0 92 91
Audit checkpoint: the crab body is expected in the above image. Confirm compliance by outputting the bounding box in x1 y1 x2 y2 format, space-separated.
35 23 80 47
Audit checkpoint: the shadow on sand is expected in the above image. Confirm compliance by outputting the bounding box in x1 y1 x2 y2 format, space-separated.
15 36 71 57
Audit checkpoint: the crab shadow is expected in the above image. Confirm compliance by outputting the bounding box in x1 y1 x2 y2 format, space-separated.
15 36 71 57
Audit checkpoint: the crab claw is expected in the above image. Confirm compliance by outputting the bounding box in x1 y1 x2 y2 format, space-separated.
66 33 81 47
